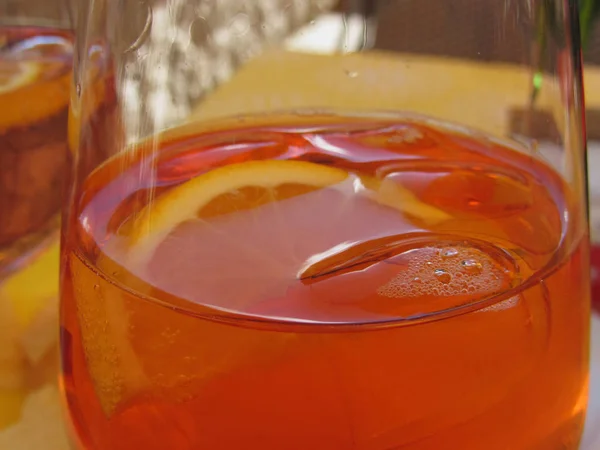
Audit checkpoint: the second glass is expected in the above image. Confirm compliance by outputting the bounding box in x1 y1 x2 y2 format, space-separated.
0 0 73 444
61 1 590 449
0 0 74 276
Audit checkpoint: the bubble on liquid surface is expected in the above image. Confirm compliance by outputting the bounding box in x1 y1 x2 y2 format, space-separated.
434 269 452 284
377 240 518 303
440 247 459 259
461 259 483 274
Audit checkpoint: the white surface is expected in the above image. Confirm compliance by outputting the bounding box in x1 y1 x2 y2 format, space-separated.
582 314 600 449
285 13 366 54
588 145 600 243
584 141 600 449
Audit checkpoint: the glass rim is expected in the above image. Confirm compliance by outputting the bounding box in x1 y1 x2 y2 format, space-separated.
73 108 581 333
0 17 73 30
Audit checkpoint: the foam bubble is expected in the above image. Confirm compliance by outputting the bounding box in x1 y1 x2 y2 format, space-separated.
434 269 452 284
461 259 483 274
440 248 459 259
377 242 514 300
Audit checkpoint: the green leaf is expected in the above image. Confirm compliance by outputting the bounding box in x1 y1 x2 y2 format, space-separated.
580 0 600 49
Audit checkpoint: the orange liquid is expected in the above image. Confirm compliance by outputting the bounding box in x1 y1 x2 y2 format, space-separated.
0 26 72 274
61 115 590 450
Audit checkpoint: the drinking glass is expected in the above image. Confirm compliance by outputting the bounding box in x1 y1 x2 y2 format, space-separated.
0 0 74 276
0 0 74 444
61 1 590 449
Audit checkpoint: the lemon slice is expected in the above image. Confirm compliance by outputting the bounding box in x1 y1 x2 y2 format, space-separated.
129 160 348 263
0 388 26 429
128 159 450 265
0 60 38 95
0 243 59 329
0 59 68 129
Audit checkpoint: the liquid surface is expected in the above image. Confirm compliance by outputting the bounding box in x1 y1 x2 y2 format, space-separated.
62 115 590 450
81 117 567 323
0 26 72 273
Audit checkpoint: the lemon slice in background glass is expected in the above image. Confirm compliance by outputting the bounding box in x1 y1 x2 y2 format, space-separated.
0 243 60 429
0 60 38 95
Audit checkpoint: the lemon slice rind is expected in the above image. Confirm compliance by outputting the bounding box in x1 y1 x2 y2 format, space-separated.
0 61 39 95
369 178 451 225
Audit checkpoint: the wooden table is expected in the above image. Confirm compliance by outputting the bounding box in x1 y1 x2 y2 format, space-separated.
191 48 600 138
